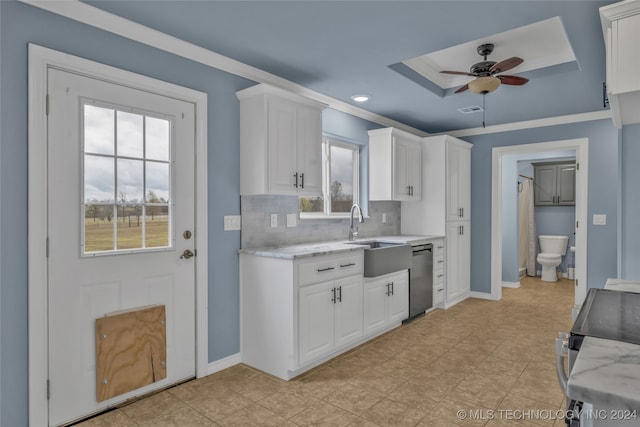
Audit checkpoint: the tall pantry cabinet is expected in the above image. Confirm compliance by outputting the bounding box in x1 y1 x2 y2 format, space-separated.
401 135 472 308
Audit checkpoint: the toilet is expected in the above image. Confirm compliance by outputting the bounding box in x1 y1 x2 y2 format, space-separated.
537 235 569 282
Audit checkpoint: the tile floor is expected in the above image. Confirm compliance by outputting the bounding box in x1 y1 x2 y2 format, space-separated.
77 276 574 427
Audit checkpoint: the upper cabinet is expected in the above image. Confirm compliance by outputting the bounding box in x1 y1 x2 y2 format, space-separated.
444 141 471 222
401 134 472 236
368 128 422 201
600 0 640 127
533 162 576 206
237 84 327 196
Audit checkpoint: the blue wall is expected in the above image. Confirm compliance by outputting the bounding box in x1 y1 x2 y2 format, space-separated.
0 3 385 424
621 124 640 280
466 119 619 294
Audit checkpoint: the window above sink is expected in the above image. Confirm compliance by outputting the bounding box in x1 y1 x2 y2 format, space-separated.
300 136 360 218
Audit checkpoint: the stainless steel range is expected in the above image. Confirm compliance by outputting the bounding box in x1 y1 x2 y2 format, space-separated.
556 288 640 426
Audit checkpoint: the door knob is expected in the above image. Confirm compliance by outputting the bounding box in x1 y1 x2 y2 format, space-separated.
180 249 194 259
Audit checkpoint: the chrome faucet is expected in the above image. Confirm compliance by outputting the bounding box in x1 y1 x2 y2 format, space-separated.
348 203 364 241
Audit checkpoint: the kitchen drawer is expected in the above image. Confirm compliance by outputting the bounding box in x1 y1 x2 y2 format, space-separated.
434 255 445 271
433 243 445 257
433 283 445 305
298 252 363 286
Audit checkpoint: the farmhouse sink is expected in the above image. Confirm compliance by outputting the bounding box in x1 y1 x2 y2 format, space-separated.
347 240 411 277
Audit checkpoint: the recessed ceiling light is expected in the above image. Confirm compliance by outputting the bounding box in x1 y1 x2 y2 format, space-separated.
351 94 370 103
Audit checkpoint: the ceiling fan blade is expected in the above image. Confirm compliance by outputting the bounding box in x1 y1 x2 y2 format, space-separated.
454 83 470 93
498 75 529 85
489 57 523 74
440 70 475 76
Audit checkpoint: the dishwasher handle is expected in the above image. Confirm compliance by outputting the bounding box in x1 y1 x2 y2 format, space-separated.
412 244 432 254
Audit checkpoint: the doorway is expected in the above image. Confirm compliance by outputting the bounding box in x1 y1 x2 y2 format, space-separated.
491 139 588 311
28 45 209 426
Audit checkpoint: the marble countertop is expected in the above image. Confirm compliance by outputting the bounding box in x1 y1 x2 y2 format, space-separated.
568 336 640 410
605 278 640 293
238 234 444 259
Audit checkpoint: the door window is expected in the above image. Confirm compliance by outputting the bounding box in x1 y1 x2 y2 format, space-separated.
82 100 173 255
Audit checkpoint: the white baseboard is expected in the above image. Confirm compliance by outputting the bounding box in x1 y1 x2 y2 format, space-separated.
205 352 241 377
470 291 500 301
502 281 521 288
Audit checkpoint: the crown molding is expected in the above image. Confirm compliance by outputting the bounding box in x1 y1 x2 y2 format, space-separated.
439 110 612 138
20 0 429 137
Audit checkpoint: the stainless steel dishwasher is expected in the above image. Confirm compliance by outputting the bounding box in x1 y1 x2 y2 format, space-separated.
408 243 433 319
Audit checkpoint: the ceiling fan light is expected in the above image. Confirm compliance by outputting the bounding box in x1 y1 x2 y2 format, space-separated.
468 76 501 94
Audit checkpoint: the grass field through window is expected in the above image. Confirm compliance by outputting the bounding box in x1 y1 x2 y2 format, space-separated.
84 215 169 252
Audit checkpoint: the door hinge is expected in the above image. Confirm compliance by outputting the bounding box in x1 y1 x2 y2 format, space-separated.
46 94 50 116
47 379 50 400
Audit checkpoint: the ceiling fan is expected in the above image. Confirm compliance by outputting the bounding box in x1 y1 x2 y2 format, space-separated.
441 43 529 94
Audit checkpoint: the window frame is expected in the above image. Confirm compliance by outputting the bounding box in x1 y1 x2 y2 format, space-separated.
300 136 360 218
80 98 175 256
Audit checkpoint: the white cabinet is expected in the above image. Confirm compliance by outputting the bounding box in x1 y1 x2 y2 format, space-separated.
445 223 470 304
600 0 640 127
401 134 472 309
363 270 409 335
368 128 422 201
241 249 405 380
432 239 446 307
533 162 576 206
445 142 471 222
299 275 363 366
237 84 326 196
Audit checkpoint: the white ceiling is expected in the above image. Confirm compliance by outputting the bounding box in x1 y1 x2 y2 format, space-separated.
402 17 578 92
85 0 616 133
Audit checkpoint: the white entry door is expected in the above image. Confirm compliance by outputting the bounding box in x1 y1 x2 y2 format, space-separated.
47 68 196 426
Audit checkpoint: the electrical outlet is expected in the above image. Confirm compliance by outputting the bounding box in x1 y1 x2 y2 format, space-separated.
223 215 241 231
287 213 297 228
270 213 278 228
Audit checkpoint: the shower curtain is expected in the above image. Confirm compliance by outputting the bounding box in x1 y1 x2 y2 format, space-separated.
518 180 537 276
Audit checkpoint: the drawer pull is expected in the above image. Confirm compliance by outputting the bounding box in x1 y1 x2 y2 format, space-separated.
437 245 444 249
437 260 444 264
317 267 335 272
340 263 356 268
437 274 444 278
437 288 444 292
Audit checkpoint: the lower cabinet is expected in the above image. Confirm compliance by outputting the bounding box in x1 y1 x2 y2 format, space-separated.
445 221 470 306
432 238 445 307
240 251 409 380
298 275 363 366
363 270 409 335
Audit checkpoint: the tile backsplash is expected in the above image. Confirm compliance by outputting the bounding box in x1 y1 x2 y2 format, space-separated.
240 195 401 248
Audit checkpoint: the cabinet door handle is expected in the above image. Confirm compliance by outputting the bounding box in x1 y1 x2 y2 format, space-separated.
391 281 394 296
437 245 444 249
300 173 304 189
340 263 355 268
438 260 444 264
331 287 336 304
385 283 391 296
437 288 444 292
337 286 342 302
317 267 335 272
461 225 464 235
437 274 444 278
293 172 299 188
406 185 411 196
461 207 464 218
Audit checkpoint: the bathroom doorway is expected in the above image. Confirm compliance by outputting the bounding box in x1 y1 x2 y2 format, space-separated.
501 150 577 286
491 139 588 312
